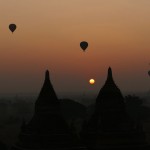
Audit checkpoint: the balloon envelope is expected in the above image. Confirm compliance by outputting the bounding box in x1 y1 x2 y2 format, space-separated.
80 41 88 51
9 24 17 33
148 71 150 76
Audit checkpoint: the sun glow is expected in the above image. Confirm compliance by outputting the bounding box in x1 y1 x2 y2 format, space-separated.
89 79 95 85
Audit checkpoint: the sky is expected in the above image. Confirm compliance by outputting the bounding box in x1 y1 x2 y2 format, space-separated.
0 0 150 98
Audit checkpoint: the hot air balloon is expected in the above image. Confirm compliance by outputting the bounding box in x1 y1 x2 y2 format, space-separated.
80 41 88 52
9 24 17 33
148 70 150 76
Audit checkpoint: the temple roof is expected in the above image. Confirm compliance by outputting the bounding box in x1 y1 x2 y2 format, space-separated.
96 67 124 108
25 70 70 132
35 70 59 107
14 70 86 150
106 67 114 84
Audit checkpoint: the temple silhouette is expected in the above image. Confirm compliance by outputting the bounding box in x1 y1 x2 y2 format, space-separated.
10 68 150 150
80 67 149 149
11 70 85 150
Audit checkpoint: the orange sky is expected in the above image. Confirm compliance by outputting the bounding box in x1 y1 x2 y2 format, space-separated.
0 0 150 97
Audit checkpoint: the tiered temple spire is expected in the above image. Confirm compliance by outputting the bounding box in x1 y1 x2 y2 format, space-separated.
81 67 147 149
12 70 85 150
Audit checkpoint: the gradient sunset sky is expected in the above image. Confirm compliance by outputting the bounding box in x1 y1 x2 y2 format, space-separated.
0 0 150 97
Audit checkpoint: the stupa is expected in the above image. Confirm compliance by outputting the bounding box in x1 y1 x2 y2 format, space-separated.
81 67 149 150
12 70 85 150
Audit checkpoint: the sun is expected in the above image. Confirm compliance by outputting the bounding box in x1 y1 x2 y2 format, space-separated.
89 79 95 85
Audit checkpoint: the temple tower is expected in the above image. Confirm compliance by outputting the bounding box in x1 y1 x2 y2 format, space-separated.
12 70 85 150
81 67 147 149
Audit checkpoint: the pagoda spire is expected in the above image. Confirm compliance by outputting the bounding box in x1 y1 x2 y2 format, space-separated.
35 70 59 111
106 67 114 84
12 70 85 150
39 69 58 100
108 67 112 79
45 70 50 81
95 67 124 107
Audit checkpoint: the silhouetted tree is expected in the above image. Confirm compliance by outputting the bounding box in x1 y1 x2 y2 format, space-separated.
125 95 150 121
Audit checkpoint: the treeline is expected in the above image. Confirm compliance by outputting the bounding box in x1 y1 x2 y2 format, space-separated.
0 95 150 149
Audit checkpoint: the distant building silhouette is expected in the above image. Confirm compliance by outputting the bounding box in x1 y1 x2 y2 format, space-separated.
12 70 85 150
81 67 148 149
